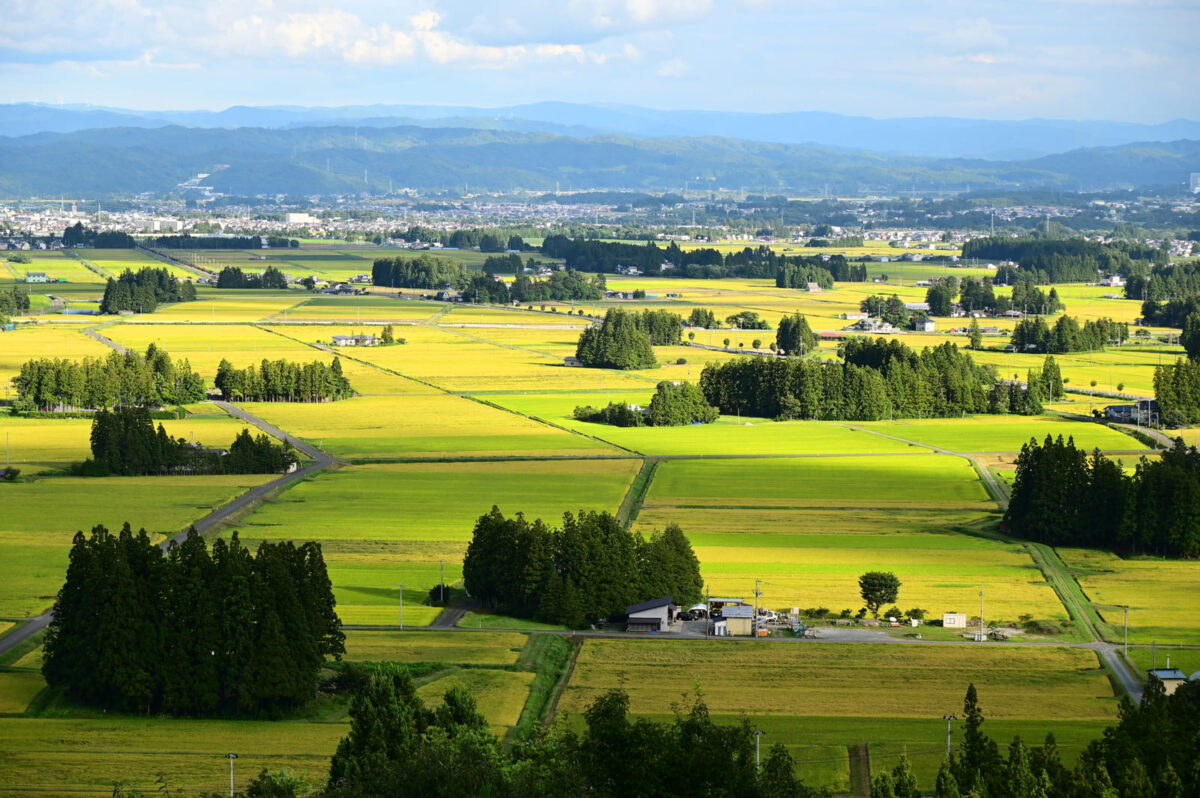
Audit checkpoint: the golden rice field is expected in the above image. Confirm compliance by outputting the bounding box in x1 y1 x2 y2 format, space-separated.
343 631 527 664
0 324 112 388
78 248 199 281
0 672 45 714
1058 548 1200 645
151 293 308 322
417 669 536 732
559 639 1116 721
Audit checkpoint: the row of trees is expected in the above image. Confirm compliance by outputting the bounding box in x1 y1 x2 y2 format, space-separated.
61 223 136 248
13 345 205 411
1156 358 1200 424
87 407 297 476
1010 315 1127 353
576 309 657 369
462 507 703 627
216 266 288 289
460 269 606 304
43 526 343 715
150 234 263 249
0 285 30 316
1004 435 1200 557
1141 295 1200 328
963 236 1161 283
324 675 820 798
100 267 196 314
700 339 1036 420
214 358 354 402
1125 260 1200 302
574 381 718 428
371 255 466 289
775 258 847 288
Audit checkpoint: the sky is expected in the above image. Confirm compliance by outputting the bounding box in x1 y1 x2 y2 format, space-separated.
1 0 1196 122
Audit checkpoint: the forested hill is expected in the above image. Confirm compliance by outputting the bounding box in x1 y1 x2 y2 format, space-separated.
1 123 1198 197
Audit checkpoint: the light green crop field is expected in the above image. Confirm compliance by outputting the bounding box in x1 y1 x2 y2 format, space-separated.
558 639 1115 791
0 717 345 796
232 460 639 623
0 415 277 463
0 474 271 617
0 672 45 714
853 416 1145 453
6 251 103 284
1059 548 1200 645
240 394 620 458
1126 647 1200 676
417 669 535 732
78 248 198 281
343 631 527 664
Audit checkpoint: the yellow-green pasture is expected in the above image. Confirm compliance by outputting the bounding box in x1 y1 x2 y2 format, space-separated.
270 296 443 323
852 415 1144 453
0 324 113 390
152 293 308 322
78 248 198 281
230 460 640 624
4 251 103 284
1059 548 1200 645
0 717 344 795
240 394 621 459
0 415 276 464
559 639 1115 792
343 630 527 665
0 474 272 617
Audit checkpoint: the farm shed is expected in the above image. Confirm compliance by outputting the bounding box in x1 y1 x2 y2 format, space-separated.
1148 667 1188 696
721 604 756 637
625 596 675 632
943 613 968 628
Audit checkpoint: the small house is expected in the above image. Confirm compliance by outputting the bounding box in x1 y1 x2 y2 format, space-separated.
943 612 968 628
805 282 822 293
721 604 756 636
563 356 582 367
914 319 936 333
25 272 48 283
332 334 381 347
841 312 869 321
904 302 930 312
1149 667 1188 696
625 596 675 632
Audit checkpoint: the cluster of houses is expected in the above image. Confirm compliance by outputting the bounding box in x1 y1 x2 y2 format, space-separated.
1104 400 1159 424
331 334 381 347
623 596 772 637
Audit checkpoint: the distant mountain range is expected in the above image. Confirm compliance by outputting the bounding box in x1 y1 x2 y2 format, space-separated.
5 102 1200 160
2 122 1198 198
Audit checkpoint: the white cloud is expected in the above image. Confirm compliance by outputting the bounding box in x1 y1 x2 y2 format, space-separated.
930 18 1007 53
657 57 687 77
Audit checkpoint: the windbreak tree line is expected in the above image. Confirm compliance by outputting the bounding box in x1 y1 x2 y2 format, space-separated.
371 255 466 289
1155 358 1200 424
149 234 263 250
700 338 1038 421
13 345 205 411
87 408 297 476
216 265 288 289
462 507 703 627
962 236 1162 283
574 381 717 428
1141 295 1200 328
460 269 605 304
324 675 822 798
62 223 136 248
576 309 657 369
215 357 353 402
1010 315 1127 353
43 526 344 716
1004 435 1200 557
100 267 196 314
1126 259 1200 302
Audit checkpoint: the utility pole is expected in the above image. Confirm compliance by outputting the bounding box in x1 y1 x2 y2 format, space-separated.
942 715 957 759
398 584 405 630
977 584 985 642
440 560 445 604
1123 606 1129 658
225 753 238 797
754 729 766 770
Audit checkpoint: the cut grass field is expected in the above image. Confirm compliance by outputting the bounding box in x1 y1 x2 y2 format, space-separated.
558 639 1116 792
342 631 527 665
0 717 344 796
0 474 272 617
1058 548 1200 645
233 460 640 624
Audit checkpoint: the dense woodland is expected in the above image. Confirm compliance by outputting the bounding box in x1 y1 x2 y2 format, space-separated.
86 407 296 476
1010 315 1128 353
700 338 1039 421
216 265 288 289
215 357 354 402
0 284 30 319
1004 436 1200 557
462 507 703 627
323 675 820 798
100 267 195 313
464 268 606 304
574 380 717 427
61 223 136 248
1156 358 1200 425
150 234 264 250
13 345 205 411
43 526 344 715
371 254 466 289
1141 295 1200 328
1125 260 1200 302
576 309 658 369
963 236 1164 284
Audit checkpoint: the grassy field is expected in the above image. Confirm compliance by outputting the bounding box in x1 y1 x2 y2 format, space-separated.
233 460 639 624
0 474 271 617
1059 548 1200 645
78 248 199 281
0 672 45 714
417 669 535 732
0 717 344 796
558 639 1116 791
342 630 527 664
1126 647 1200 676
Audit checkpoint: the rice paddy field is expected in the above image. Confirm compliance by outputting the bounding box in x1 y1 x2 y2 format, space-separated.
558 639 1117 791
2 263 1194 794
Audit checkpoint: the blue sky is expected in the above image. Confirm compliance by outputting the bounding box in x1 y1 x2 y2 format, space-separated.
1 0 1196 122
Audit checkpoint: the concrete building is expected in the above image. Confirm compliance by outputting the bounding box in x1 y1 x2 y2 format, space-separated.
24 272 47 283
914 318 936 332
1190 173 1200 193
721 604 757 636
943 612 968 629
285 212 316 225
625 596 675 632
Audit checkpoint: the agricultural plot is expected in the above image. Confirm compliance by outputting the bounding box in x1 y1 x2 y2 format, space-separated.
5 251 102 284
853 416 1144 453
442 304 592 326
240 394 620 458
0 474 272 617
417 669 535 733
0 415 277 464
0 324 112 388
0 717 345 795
231 460 639 624
78 248 198 281
558 640 1115 791
151 293 308 322
635 457 1064 620
1126 647 1200 676
343 631 526 665
0 672 44 714
270 297 441 323
1059 548 1200 645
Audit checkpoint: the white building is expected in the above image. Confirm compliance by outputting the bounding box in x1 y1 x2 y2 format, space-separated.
285 212 316 225
943 612 968 628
